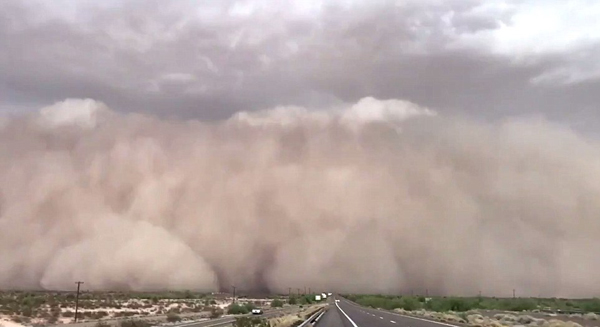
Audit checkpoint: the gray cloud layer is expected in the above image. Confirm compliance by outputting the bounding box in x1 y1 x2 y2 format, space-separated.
0 98 599 297
1 0 600 133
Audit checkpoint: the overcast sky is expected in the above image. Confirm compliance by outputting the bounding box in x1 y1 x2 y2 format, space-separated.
1 0 599 132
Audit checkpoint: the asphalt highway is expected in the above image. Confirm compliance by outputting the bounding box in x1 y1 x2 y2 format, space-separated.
319 297 460 327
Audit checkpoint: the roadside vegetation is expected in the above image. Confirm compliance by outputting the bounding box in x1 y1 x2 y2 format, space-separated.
232 316 271 327
343 294 600 313
286 294 325 306
0 291 270 326
227 303 257 315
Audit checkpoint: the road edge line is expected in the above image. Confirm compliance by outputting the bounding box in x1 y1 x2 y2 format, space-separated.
342 298 460 327
335 301 358 327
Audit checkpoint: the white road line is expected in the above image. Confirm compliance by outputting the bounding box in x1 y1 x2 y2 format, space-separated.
341 298 460 327
384 311 460 327
335 300 359 327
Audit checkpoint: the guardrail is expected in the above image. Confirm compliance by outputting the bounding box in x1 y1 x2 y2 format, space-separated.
298 307 326 327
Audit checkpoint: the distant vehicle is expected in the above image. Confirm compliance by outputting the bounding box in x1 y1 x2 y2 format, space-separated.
251 308 263 315
328 293 332 296
315 295 322 301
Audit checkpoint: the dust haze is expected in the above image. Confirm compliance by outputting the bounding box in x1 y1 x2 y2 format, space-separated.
0 98 598 298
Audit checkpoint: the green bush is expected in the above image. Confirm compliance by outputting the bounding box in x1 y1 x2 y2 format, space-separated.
505 298 537 311
582 298 600 312
244 303 257 311
271 299 284 308
288 296 297 305
228 303 250 315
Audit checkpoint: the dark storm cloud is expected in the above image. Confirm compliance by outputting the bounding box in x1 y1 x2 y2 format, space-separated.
1 0 599 128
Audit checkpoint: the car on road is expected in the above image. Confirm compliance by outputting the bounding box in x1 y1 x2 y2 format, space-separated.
251 308 263 315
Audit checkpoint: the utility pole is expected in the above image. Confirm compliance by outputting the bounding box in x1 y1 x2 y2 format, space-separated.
304 286 306 294
425 289 428 297
232 285 236 303
288 288 291 298
297 288 300 296
309 288 311 294
513 289 516 298
74 281 84 323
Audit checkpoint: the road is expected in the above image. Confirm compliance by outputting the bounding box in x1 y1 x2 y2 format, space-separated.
319 297 459 327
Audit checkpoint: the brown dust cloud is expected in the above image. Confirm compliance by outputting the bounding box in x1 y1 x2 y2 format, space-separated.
0 98 599 297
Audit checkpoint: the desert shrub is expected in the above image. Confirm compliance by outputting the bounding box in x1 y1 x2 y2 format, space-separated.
400 297 422 311
288 297 297 305
119 319 150 327
424 297 473 312
232 317 271 327
210 307 224 319
228 303 250 315
355 295 415 310
21 305 34 317
506 299 537 311
96 321 111 327
92 311 109 319
166 313 181 322
582 299 600 312
271 299 284 308
63 310 75 318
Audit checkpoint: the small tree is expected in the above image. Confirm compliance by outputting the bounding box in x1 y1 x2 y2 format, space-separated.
270 299 283 308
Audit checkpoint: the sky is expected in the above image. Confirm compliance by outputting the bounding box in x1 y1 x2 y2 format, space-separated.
1 0 599 132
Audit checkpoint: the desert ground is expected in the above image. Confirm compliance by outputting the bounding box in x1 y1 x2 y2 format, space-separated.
0 291 298 327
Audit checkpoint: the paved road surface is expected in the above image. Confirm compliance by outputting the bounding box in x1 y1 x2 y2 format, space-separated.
319 297 459 327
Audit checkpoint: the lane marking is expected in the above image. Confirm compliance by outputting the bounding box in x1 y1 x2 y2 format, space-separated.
335 300 359 327
383 311 460 327
340 298 460 327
